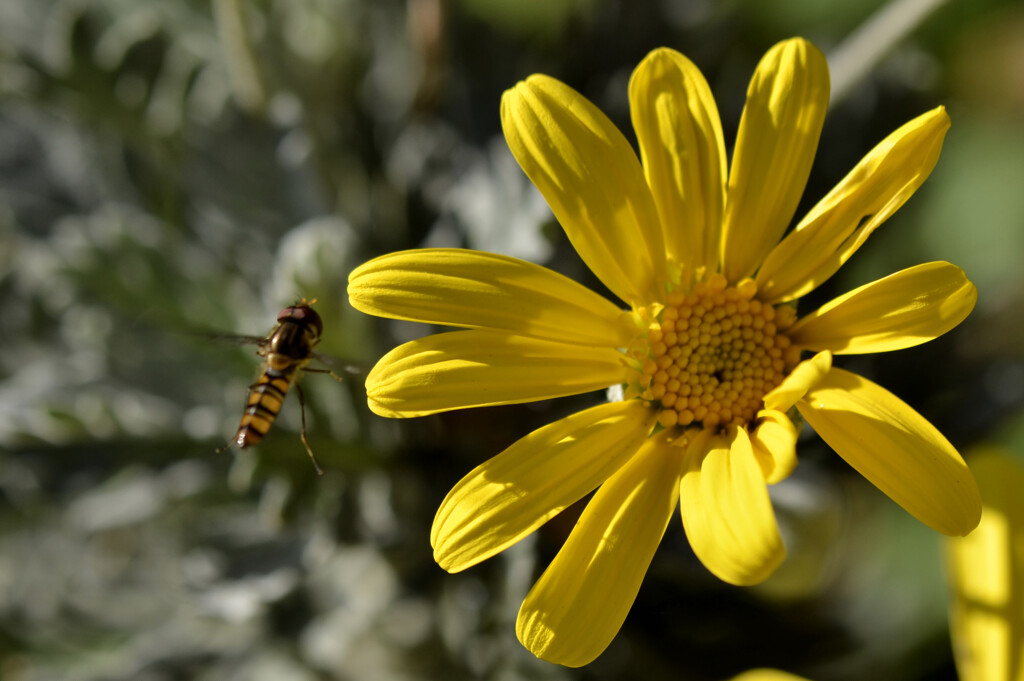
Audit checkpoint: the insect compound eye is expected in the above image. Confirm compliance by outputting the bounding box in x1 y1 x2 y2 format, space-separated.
277 303 323 338
303 307 324 338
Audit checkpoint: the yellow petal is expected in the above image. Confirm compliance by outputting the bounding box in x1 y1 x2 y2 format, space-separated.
788 261 977 354
751 409 799 484
730 671 814 681
431 400 654 572
680 427 786 585
797 367 981 536
721 38 830 282
763 351 832 412
516 430 681 667
945 448 1024 681
757 107 951 302
366 330 628 417
501 75 665 307
629 47 726 276
347 248 633 347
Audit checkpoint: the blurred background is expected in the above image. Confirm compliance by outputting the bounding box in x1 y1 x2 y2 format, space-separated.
1 0 1023 679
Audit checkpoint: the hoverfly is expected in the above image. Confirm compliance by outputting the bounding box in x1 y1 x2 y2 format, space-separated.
221 298 342 475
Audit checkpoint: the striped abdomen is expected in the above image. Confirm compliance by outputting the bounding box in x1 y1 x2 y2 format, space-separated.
235 367 298 448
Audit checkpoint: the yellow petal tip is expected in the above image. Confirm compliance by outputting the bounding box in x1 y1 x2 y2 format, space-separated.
764 351 832 411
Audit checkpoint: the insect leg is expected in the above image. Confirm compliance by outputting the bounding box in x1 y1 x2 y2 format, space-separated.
295 382 325 476
303 367 346 383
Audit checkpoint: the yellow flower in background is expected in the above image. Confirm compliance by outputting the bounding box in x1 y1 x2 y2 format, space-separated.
729 449 1024 681
348 38 981 666
730 671 811 681
946 448 1024 681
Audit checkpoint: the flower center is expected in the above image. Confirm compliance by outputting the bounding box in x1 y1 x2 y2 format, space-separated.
629 273 801 431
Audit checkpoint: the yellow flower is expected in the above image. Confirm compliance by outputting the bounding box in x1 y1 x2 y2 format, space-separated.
729 672 811 681
946 448 1024 681
348 38 981 666
730 449 1024 681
